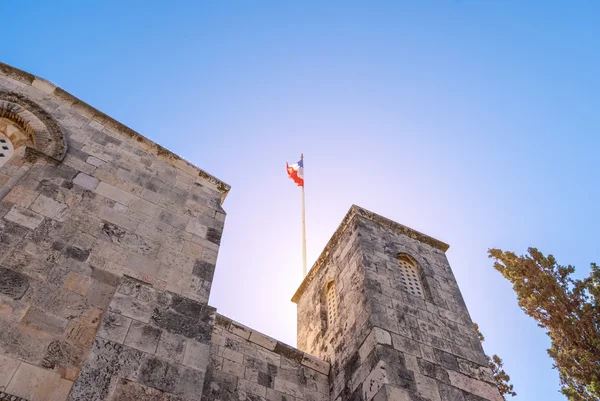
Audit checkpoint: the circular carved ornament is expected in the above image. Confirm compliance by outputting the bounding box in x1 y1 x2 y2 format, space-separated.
0 91 67 162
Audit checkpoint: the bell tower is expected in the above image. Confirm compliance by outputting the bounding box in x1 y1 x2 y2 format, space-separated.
293 205 503 401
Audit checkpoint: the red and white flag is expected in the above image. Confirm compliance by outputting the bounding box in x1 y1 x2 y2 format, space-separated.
286 159 304 187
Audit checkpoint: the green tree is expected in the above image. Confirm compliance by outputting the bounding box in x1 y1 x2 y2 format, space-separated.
474 323 517 400
489 248 600 401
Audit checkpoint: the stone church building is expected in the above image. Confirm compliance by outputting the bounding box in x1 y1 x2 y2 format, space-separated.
0 63 502 401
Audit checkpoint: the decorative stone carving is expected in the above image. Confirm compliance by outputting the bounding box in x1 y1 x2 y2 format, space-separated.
0 91 67 162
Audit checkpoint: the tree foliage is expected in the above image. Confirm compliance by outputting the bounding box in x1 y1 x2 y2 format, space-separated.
474 323 517 400
489 248 600 401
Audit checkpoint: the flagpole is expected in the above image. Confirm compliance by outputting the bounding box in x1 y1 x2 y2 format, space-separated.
301 153 307 278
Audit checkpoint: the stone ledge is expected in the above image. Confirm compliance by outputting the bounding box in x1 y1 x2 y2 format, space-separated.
291 205 449 303
0 62 231 204
214 313 330 375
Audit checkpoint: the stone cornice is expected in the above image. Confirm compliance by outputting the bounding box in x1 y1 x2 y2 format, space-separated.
291 205 449 303
0 62 231 204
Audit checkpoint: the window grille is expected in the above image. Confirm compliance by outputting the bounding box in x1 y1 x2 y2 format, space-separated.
398 255 424 298
326 281 338 327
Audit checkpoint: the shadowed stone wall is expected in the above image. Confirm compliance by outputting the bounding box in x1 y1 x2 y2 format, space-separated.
0 64 229 401
294 206 503 401
203 314 329 401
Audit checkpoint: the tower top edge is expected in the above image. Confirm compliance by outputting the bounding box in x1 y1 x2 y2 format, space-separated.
291 204 449 303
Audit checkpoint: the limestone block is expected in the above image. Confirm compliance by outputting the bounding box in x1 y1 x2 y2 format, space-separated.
21 307 69 336
138 356 205 400
85 281 116 309
238 378 267 397
414 372 441 401
0 354 20 390
185 220 207 238
95 182 132 206
223 348 244 365
266 388 296 401
0 295 29 323
4 186 39 208
4 205 44 229
391 333 421 358
73 172 99 190
86 156 106 167
111 378 188 401
222 358 245 377
359 327 392 362
130 197 162 218
372 385 412 401
183 340 210 371
63 154 95 175
437 382 466 401
68 338 144 401
109 292 154 323
156 331 186 363
0 319 49 365
97 311 132 344
98 206 138 232
124 320 161 354
228 321 251 340
273 377 302 398
40 339 84 371
63 272 92 295
0 267 30 300
249 330 277 351
6 362 73 401
125 252 160 277
448 371 502 401
301 354 329 376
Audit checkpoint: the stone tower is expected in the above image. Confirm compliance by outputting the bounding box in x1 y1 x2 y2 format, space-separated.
293 206 503 401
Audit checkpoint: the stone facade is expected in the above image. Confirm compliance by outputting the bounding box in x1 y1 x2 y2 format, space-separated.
293 206 502 401
203 314 329 401
0 63 500 401
0 63 228 401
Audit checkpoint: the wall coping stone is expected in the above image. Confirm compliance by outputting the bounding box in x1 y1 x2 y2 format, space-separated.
214 313 330 375
291 205 449 303
0 62 231 204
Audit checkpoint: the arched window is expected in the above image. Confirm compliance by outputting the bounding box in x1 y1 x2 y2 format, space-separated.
325 281 338 329
398 254 425 298
0 130 15 168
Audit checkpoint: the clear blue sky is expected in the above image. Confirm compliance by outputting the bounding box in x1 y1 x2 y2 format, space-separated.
4 2 599 400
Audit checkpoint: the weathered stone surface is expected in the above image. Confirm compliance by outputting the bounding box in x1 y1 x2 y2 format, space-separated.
123 321 161 354
4 205 44 229
97 311 132 344
111 378 187 401
0 267 29 299
151 308 213 343
41 340 83 370
68 338 144 401
138 356 205 399
109 292 153 323
0 354 21 389
156 331 186 363
6 362 73 401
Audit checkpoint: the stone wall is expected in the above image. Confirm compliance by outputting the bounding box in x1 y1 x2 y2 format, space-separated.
294 206 503 401
204 314 329 401
0 64 229 400
69 275 214 401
